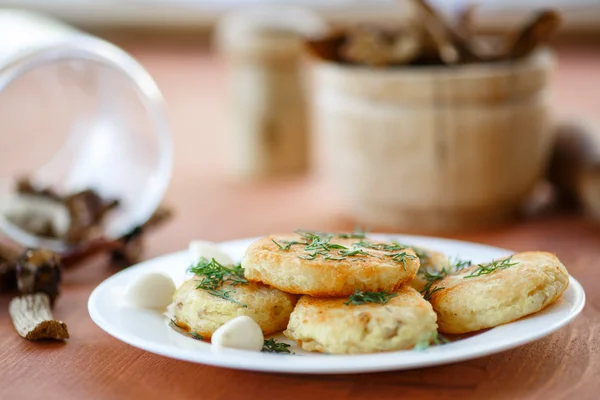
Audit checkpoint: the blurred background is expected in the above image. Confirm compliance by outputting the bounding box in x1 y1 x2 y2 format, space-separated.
0 0 599 258
0 1 599 32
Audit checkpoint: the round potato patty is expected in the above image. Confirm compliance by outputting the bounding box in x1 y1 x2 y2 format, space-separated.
242 234 420 297
429 251 569 334
284 286 438 354
173 276 297 339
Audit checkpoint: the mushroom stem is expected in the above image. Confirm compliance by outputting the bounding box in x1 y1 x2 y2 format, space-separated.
9 293 69 340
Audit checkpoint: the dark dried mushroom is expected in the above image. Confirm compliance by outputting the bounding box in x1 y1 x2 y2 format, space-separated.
340 25 421 66
11 178 120 245
305 1 560 67
60 205 173 269
16 177 62 201
64 189 119 244
508 10 561 60
0 242 21 293
16 248 63 305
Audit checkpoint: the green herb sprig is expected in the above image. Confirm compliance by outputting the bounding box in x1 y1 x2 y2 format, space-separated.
414 332 449 350
386 251 416 270
273 230 419 265
354 240 416 269
344 289 398 306
339 248 371 258
170 319 204 341
262 338 292 354
463 257 518 279
419 258 472 301
189 257 248 307
271 239 305 251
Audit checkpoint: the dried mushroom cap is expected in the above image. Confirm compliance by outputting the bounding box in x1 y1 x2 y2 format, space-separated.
508 10 561 59
0 242 21 293
0 261 17 293
340 25 421 66
16 248 62 304
64 190 119 244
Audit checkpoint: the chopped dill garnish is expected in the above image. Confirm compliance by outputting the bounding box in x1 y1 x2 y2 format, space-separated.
170 319 204 340
344 289 398 306
419 257 472 301
339 248 370 257
386 251 416 270
271 239 304 251
262 338 292 354
202 288 247 307
189 257 248 307
304 236 347 252
414 332 449 350
274 230 420 265
353 240 416 268
422 286 444 301
463 256 518 278
452 258 472 271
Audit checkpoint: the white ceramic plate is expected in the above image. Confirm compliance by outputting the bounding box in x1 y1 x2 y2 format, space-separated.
88 234 585 374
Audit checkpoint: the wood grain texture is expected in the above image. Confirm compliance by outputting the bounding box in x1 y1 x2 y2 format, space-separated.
0 41 599 400
313 50 554 231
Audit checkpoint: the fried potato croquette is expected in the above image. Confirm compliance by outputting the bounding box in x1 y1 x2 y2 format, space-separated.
408 246 450 292
242 234 420 297
284 286 438 354
429 251 569 334
173 277 297 339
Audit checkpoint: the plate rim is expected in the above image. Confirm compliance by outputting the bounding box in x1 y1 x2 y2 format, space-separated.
88 233 586 374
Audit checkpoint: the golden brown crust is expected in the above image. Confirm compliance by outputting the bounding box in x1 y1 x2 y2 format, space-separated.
242 234 420 297
284 286 438 354
429 251 569 334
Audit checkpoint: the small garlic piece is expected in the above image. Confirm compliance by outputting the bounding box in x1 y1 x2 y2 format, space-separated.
189 240 234 265
125 273 176 310
211 316 264 351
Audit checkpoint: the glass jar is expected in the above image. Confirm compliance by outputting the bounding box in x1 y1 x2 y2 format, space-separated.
0 10 172 251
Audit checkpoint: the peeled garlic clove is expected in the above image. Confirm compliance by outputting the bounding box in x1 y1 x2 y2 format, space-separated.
188 240 234 265
211 316 264 351
125 273 176 310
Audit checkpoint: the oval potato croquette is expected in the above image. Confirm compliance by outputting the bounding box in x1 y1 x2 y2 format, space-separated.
284 286 438 354
173 277 297 339
243 234 420 297
429 251 569 334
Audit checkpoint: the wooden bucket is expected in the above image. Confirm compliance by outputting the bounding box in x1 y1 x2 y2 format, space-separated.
312 50 555 232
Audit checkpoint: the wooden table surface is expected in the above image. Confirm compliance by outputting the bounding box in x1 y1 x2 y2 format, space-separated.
1 40 600 400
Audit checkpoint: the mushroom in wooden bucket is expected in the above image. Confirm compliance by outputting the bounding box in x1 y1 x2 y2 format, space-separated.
307 1 561 232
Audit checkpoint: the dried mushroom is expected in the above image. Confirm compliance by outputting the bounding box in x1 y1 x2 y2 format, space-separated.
0 241 68 341
340 25 421 66
9 293 69 340
16 248 62 305
10 178 119 245
507 10 562 60
63 189 119 244
305 0 560 67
